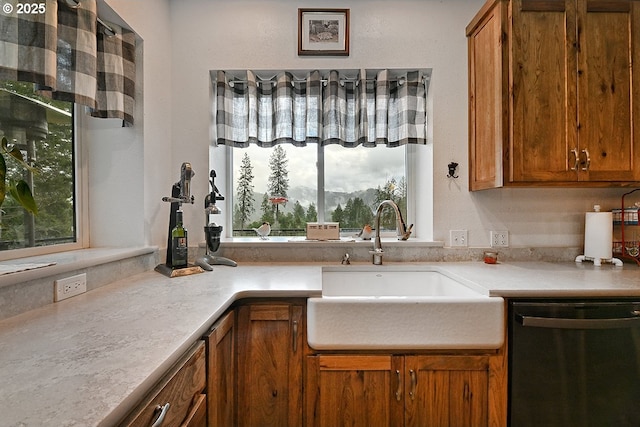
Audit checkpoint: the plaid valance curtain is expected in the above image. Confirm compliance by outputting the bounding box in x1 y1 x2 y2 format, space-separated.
215 69 427 148
0 0 136 125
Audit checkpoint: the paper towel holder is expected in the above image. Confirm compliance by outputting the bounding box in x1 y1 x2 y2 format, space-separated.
575 204 623 267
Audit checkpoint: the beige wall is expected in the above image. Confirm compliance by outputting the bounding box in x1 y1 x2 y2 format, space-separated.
104 0 630 250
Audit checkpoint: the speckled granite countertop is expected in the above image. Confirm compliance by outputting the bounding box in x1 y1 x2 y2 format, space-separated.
1 261 639 426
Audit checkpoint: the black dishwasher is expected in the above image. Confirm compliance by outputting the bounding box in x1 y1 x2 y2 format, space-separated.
509 300 640 427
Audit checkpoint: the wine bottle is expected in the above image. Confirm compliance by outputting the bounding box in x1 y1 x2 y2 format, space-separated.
171 210 188 268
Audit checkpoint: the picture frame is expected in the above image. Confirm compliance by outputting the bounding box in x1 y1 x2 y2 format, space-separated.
298 8 350 56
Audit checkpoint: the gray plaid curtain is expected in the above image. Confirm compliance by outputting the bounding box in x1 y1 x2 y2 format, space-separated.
91 23 135 124
215 69 427 147
216 70 322 147
0 0 136 125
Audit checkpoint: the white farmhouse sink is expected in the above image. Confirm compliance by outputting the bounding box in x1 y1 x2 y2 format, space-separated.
307 266 504 350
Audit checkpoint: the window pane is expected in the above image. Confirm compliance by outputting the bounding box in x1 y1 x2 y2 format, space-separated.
324 145 406 234
0 81 75 250
232 144 317 236
230 143 407 238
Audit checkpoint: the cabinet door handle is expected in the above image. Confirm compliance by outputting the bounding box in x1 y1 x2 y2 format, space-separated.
151 403 170 427
570 148 579 170
395 370 402 401
292 320 298 353
581 149 591 171
409 369 417 401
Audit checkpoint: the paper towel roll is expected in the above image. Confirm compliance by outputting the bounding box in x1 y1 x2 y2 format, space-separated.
584 211 613 260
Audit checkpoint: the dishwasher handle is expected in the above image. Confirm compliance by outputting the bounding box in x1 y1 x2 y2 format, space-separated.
516 310 640 329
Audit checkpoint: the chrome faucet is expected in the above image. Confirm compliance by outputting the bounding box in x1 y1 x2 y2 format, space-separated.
371 200 413 265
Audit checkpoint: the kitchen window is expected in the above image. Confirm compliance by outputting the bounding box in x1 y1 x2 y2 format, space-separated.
213 69 429 239
229 143 408 237
0 80 84 259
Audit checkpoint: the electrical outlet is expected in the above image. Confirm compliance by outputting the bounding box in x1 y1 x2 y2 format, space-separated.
54 273 87 302
490 230 509 247
450 230 468 247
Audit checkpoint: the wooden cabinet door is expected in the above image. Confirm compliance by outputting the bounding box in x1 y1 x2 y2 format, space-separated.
576 0 640 182
237 303 304 427
468 0 508 190
204 310 235 427
510 0 579 183
404 356 489 427
305 355 404 427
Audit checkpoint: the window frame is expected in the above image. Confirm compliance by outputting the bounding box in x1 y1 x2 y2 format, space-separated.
0 105 88 261
222 142 417 239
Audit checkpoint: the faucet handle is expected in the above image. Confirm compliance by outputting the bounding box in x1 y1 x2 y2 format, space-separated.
369 249 384 265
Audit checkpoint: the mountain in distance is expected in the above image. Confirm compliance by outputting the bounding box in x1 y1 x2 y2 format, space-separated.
243 185 378 222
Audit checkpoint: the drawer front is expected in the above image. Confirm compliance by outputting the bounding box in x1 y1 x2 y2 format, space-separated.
122 341 206 427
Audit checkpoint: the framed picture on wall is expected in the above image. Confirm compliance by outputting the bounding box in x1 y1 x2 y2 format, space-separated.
298 9 350 56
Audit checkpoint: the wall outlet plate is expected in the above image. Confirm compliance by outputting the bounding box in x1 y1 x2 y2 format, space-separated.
450 230 468 247
54 273 87 302
490 230 509 247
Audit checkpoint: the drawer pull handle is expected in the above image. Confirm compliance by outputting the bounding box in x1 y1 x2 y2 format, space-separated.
151 403 170 427
395 370 402 401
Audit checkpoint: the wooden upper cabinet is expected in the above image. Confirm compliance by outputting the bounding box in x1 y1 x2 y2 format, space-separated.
510 0 578 183
468 0 508 190
577 0 639 181
467 0 640 189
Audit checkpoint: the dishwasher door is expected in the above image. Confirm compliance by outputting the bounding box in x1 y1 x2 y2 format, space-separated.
509 300 640 427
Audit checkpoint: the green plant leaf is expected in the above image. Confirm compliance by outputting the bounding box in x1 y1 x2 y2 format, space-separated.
9 180 38 215
0 137 37 214
2 139 36 173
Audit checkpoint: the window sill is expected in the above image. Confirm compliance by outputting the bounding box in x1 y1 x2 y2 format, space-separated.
214 237 444 248
0 246 157 290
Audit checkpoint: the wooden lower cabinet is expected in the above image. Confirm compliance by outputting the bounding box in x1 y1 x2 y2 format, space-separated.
405 356 489 427
305 355 403 427
205 299 506 427
203 310 235 427
306 354 494 427
120 341 207 427
236 301 305 427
